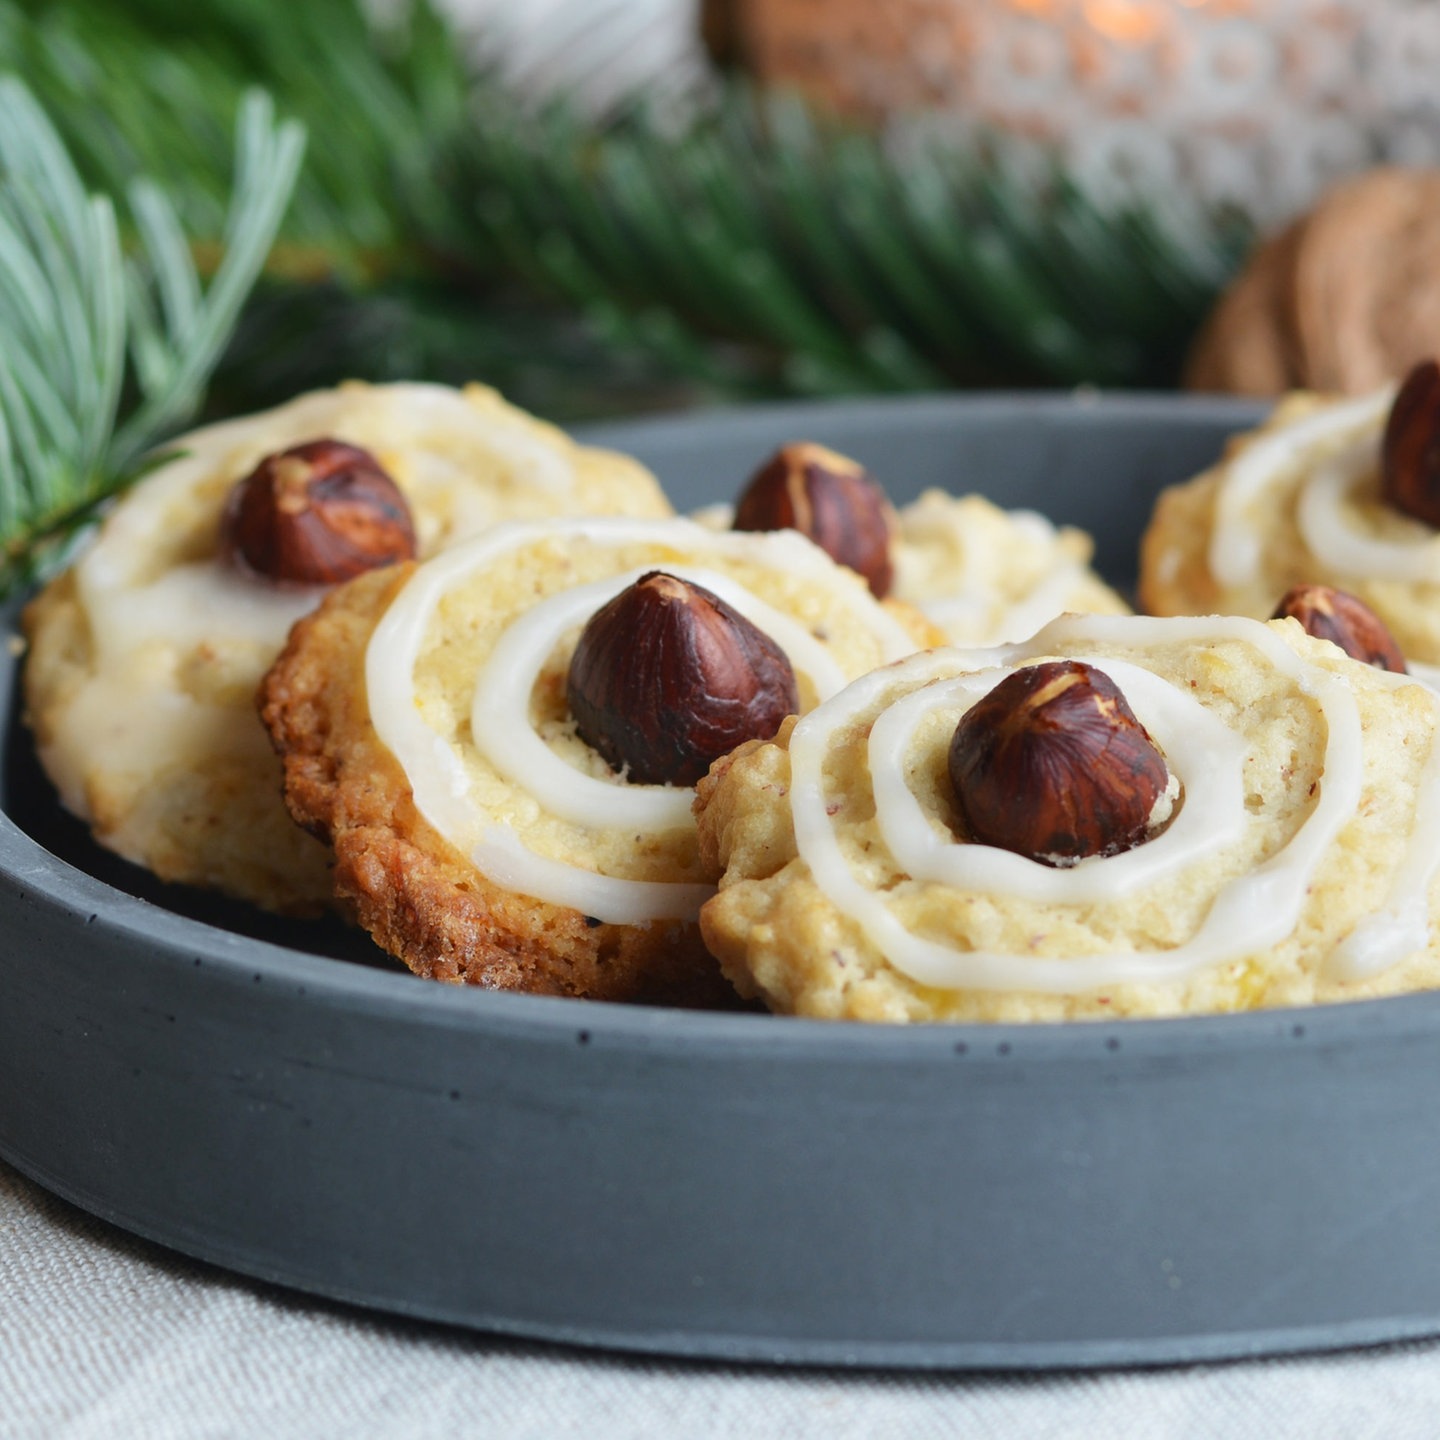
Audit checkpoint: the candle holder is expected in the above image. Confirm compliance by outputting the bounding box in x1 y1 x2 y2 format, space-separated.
718 0 1440 221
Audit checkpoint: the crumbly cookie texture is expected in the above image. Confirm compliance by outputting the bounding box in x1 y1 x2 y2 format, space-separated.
696 613 1440 1022
259 517 939 1002
892 489 1128 644
22 381 672 914
697 487 1128 645
1139 394 1327 621
1137 386 1440 667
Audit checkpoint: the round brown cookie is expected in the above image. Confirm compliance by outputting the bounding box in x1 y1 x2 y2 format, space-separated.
260 516 938 1002
1186 169 1440 398
1183 214 1306 397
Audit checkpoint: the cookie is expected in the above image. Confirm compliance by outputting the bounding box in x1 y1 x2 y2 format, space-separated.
22 382 672 914
1186 169 1440 398
1138 378 1440 672
891 489 1129 644
710 443 1128 645
259 515 939 1002
696 611 1440 1022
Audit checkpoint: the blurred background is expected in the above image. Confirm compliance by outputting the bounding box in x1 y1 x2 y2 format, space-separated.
9 0 1440 425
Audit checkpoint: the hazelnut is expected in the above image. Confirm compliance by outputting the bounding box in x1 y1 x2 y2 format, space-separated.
1382 358 1440 527
732 442 896 597
1271 584 1406 673
220 439 417 585
567 571 799 786
947 661 1172 867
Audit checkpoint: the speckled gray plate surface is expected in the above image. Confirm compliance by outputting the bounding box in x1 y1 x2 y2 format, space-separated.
8 391 1440 1370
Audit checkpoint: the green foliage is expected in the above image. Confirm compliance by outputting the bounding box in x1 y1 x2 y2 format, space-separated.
467 92 1249 397
2 0 1249 431
0 78 302 590
1 0 467 269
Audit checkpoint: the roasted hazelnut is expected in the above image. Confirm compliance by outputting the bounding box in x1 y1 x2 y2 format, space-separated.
1382 358 1440 528
1272 584 1406 673
947 661 1173 866
220 439 416 586
732 442 896 597
567 571 799 786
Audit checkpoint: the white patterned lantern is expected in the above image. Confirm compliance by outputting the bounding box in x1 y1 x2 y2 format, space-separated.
718 0 1440 222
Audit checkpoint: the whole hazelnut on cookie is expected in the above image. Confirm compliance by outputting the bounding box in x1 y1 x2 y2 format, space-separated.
567 570 800 786
947 661 1174 867
1382 358 1440 529
1272 584 1407 673
733 442 896 597
220 438 417 585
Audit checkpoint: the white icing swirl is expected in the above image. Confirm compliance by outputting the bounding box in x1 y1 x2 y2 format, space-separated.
366 516 919 925
1208 388 1394 588
917 553 1092 646
471 565 851 834
787 612 1439 995
471 825 714 923
868 659 1249 900
1294 433 1440 582
1328 664 1440 980
73 382 583 666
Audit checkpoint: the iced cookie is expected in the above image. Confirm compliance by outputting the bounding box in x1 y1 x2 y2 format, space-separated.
696 611 1440 1022
891 489 1128 644
718 441 1127 643
1139 362 1440 670
259 515 939 1003
22 382 672 913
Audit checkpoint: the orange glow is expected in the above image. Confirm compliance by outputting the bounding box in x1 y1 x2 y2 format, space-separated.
1004 0 1253 13
1081 0 1164 45
1001 0 1255 44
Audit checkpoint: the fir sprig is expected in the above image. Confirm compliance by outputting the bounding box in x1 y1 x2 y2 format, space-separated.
4 0 1249 420
465 91 1246 397
2 0 468 272
0 79 303 590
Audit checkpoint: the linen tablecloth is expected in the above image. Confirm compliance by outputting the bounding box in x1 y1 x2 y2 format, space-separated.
4 1156 1439 1438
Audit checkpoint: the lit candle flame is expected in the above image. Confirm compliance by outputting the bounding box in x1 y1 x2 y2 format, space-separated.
1006 0 1233 47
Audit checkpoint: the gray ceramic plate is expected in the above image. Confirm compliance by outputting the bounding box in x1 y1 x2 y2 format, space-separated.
8 391 1440 1370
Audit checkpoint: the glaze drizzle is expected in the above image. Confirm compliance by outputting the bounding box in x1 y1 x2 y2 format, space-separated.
786 613 1440 994
366 516 919 924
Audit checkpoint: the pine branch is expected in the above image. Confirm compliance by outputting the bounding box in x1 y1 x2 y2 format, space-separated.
113 93 305 466
3 0 1250 418
0 78 303 592
2 0 466 271
464 90 1248 395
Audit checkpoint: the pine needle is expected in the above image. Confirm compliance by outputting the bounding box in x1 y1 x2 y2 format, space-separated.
0 78 303 592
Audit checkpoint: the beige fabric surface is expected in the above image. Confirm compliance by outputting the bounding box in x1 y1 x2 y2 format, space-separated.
4 1157 1440 1438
